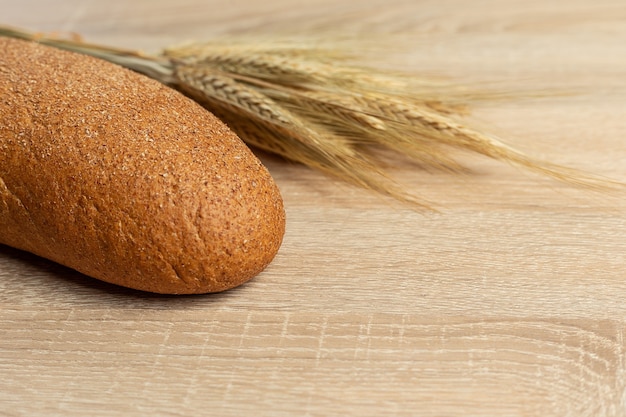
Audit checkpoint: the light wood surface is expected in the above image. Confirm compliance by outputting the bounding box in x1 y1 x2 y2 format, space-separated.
2 1 626 416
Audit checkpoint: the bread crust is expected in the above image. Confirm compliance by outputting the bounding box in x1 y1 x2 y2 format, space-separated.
0 37 286 294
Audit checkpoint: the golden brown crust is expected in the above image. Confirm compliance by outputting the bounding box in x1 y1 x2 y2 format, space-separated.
0 37 285 294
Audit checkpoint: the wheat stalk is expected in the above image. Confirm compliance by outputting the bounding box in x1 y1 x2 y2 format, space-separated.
0 25 619 208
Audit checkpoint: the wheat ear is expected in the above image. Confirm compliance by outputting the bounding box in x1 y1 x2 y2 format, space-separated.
0 26 620 208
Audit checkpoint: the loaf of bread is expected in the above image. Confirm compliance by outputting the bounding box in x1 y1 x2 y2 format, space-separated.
0 37 286 294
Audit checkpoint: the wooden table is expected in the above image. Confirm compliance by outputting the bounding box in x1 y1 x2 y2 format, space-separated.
2 1 626 415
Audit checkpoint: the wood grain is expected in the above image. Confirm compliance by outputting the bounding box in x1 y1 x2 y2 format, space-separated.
2 1 626 416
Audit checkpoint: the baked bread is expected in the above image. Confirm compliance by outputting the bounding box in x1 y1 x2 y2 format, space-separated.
0 37 286 294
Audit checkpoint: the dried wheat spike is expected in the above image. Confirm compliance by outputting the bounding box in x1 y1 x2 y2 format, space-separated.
0 25 621 208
